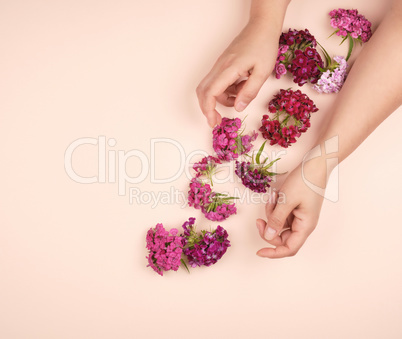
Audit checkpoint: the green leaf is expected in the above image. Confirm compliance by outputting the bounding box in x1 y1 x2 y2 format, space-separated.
317 41 331 68
346 35 354 61
339 35 348 46
181 259 190 274
255 141 267 165
267 171 288 176
327 29 339 39
262 158 280 170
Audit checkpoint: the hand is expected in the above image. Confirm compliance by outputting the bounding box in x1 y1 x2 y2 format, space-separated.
256 160 327 258
196 19 280 127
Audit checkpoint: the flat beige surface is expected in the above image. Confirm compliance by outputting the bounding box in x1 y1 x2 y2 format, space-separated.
1 0 401 338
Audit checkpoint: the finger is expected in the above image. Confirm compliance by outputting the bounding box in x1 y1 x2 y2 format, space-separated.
205 108 221 128
216 80 247 107
234 67 268 112
256 218 291 247
216 92 236 107
197 67 242 124
256 218 267 237
256 213 287 247
257 228 308 259
265 191 278 216
226 80 247 96
264 196 297 241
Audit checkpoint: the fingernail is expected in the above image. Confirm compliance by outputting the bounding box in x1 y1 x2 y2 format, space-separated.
235 101 247 112
264 227 276 240
208 120 216 128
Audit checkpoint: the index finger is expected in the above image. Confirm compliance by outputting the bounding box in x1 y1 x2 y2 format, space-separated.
196 67 242 126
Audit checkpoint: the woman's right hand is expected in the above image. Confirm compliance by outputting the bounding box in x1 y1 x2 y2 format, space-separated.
196 18 281 127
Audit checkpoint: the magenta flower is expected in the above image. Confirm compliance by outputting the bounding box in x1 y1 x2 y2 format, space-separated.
202 201 237 222
181 218 230 268
329 8 372 42
193 155 221 186
275 63 287 79
212 117 257 161
146 224 184 276
329 8 372 60
279 28 318 48
188 177 212 210
260 89 318 148
235 142 280 193
275 29 323 86
289 48 323 86
191 187 238 221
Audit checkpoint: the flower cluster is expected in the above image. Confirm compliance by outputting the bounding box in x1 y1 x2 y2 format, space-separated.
182 218 230 268
193 155 221 177
313 56 348 93
275 29 324 86
146 218 231 275
188 178 212 210
236 161 272 193
275 45 289 79
212 117 258 161
289 48 323 86
259 89 318 148
279 28 318 48
202 193 237 222
146 224 184 276
193 155 221 186
235 142 279 193
329 8 372 42
187 178 237 221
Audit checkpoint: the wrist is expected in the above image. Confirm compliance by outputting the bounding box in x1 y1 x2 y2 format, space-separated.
299 142 338 189
248 0 290 36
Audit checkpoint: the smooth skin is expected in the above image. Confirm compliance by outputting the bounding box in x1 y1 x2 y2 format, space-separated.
197 0 402 258
196 0 291 128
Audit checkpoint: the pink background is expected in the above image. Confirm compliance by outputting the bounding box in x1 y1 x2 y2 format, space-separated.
1 0 401 338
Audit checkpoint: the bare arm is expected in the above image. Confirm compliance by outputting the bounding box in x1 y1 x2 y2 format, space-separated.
196 0 291 127
318 1 402 165
257 3 402 258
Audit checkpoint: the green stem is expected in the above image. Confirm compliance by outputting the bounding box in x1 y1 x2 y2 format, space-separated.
346 35 354 61
181 259 190 273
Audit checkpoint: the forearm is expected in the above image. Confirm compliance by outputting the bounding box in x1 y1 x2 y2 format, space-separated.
317 5 402 167
248 0 291 35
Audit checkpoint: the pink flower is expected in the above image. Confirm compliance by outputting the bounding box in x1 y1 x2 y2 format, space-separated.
260 89 318 148
212 117 257 161
188 178 212 210
275 63 287 79
146 224 184 276
313 56 348 94
329 8 372 43
275 29 323 86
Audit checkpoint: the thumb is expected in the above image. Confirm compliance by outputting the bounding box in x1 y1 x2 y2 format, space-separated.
264 201 295 240
234 68 267 112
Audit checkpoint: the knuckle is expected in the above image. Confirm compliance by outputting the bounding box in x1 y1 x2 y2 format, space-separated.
241 90 257 101
196 85 202 95
220 54 236 68
268 215 284 230
288 249 298 257
203 87 213 98
196 83 206 96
